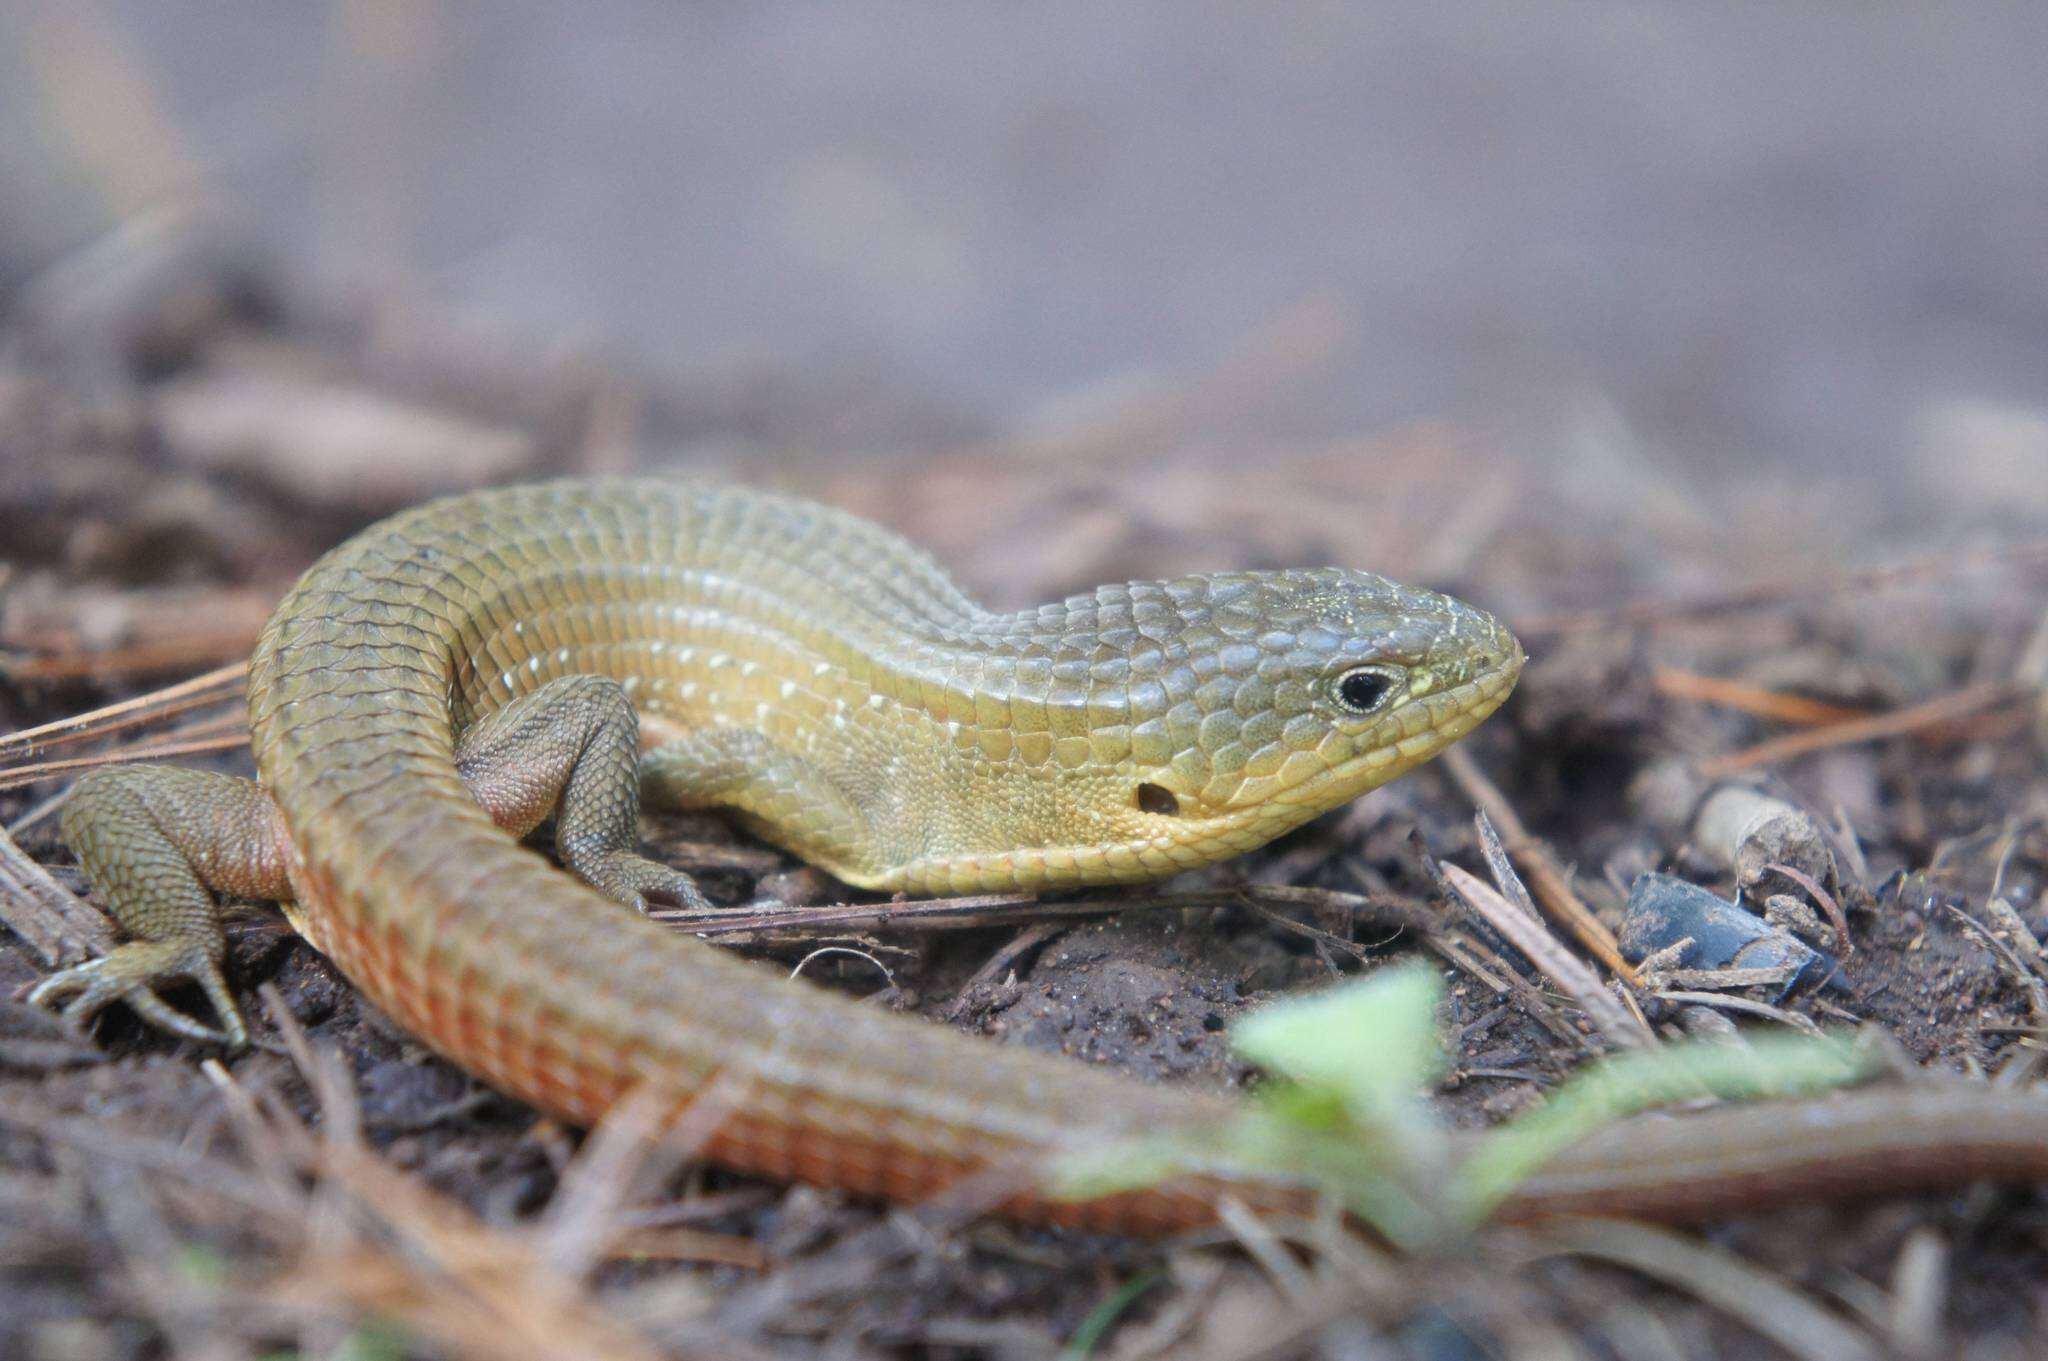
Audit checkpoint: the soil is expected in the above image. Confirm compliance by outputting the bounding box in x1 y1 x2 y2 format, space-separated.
4 244 2048 1361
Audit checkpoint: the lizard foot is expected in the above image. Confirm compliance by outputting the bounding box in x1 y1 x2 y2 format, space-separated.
570 848 716 914
26 938 248 1048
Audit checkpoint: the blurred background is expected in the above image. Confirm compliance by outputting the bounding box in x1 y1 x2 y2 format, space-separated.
2 0 2045 633
7 10 2048 1356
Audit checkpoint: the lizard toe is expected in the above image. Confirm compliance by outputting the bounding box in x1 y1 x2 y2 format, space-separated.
573 848 714 913
27 939 246 1048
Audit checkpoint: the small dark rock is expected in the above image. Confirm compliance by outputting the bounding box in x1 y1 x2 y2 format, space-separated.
1620 872 1835 989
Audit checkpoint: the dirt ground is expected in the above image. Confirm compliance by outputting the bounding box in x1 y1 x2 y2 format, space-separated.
5 6 2048 1355
1 230 2046 1361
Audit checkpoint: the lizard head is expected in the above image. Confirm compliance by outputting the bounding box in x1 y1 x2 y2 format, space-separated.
862 563 1522 891
1063 566 1523 870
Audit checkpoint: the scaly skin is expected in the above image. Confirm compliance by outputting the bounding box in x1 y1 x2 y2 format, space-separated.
32 480 2048 1232
35 480 1519 1230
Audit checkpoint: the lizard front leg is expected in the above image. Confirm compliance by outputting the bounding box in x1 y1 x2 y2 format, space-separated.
455 673 713 912
31 765 290 1046
36 674 710 1046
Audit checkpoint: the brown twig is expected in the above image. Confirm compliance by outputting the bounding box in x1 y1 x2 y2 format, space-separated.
1761 860 1852 956
0 819 114 965
651 883 1437 941
1427 934 1514 999
1648 989 1824 1035
0 659 247 757
1243 900 1375 977
1637 964 1800 992
651 890 1039 936
0 734 251 791
1651 668 1868 726
1432 928 1586 1052
3 632 263 681
642 838 785 875
1525 1219 1881 1361
1440 857 1654 1051
1949 907 2048 1026
1441 746 1639 984
1982 896 2048 985
943 921 1068 1021
1696 684 2024 779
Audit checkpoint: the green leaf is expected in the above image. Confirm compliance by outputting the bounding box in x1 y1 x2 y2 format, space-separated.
1064 1270 1163 1358
1050 957 1879 1250
1052 963 1461 1247
1045 1133 1207 1205
173 1243 228 1287
1230 962 1447 1128
1456 1030 1880 1221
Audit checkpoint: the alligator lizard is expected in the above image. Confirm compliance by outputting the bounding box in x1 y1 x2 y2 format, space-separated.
29 480 2048 1231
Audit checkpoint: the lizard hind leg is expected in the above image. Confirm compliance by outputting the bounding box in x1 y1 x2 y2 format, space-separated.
33 765 293 1047
456 673 713 912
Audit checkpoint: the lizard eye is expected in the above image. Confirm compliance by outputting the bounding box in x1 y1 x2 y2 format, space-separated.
1332 666 1398 716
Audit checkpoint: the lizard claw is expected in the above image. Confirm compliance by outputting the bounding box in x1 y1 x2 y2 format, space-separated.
27 939 248 1049
571 847 715 914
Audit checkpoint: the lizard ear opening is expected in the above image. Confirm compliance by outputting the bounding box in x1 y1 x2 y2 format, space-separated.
1136 783 1179 816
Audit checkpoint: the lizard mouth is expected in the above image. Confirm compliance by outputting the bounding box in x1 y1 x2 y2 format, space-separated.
875 657 1523 892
